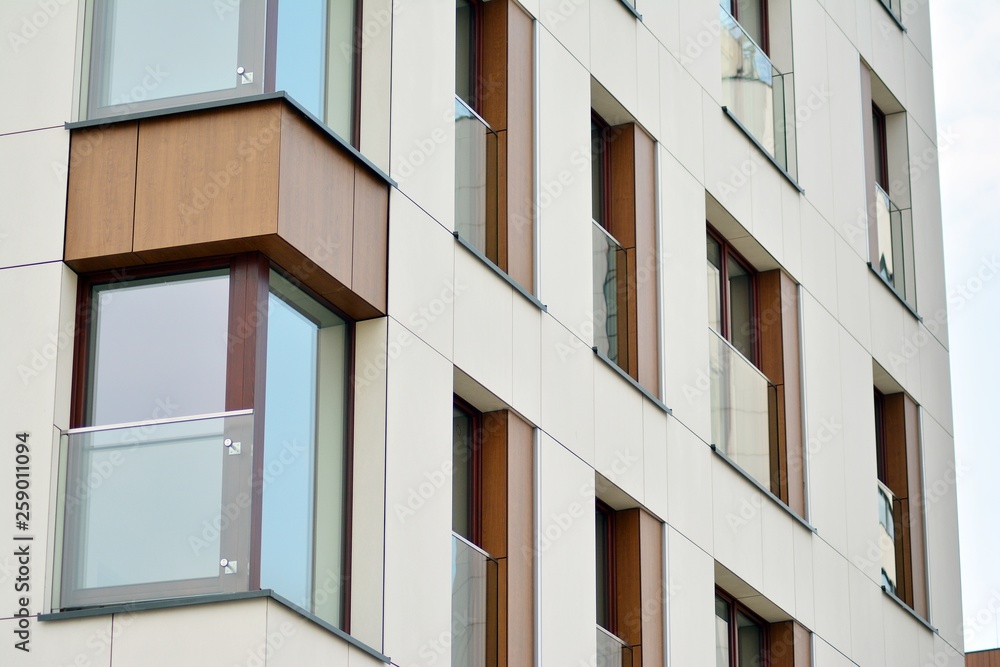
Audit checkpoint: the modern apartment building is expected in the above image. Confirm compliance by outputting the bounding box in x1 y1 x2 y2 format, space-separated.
0 0 962 665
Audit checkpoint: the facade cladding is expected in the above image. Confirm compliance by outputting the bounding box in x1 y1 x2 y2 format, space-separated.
0 0 961 665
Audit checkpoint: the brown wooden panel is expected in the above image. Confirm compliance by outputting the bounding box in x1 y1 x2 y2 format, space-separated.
768 621 795 667
480 0 508 131
883 393 909 497
277 105 355 291
351 165 389 314
506 411 535 667
904 393 928 617
969 650 1000 667
757 271 784 385
608 124 637 249
793 622 811 667
780 273 804 515
632 126 658 396
614 509 642 647
637 510 663 667
65 123 139 264
133 102 281 252
504 2 535 292
482 411 510 559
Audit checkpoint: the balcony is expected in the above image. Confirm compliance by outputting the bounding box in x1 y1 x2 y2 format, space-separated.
593 221 628 365
455 96 499 260
596 625 634 667
708 328 779 492
878 481 901 595
54 411 254 609
872 183 916 309
719 6 798 181
451 534 498 667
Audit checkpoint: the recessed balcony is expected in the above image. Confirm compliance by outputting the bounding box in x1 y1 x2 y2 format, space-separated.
872 182 917 310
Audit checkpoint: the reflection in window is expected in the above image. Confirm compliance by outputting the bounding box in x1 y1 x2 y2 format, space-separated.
706 231 758 365
715 592 767 667
87 270 230 426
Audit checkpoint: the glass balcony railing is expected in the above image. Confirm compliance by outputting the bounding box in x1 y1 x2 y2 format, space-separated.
720 6 798 179
54 411 254 609
455 96 499 260
593 221 628 364
879 0 903 22
452 534 498 667
873 183 916 309
596 625 634 667
878 481 901 595
708 328 779 491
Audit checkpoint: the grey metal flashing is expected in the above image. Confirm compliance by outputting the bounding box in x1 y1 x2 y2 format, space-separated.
591 347 672 415
875 0 907 33
881 586 937 634
721 107 805 194
453 232 547 312
617 0 642 21
65 92 396 188
709 444 818 534
867 263 922 321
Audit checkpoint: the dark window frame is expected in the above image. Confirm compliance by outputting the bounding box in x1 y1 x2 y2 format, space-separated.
874 388 888 484
68 252 356 629
453 395 484 547
591 110 615 232
707 225 761 366
595 500 618 635
715 587 770 667
872 103 889 190
456 0 486 112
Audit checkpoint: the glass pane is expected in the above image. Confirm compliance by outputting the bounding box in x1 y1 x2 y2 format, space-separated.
596 626 632 667
455 97 499 258
715 596 731 667
592 120 607 226
88 270 229 426
99 0 240 108
735 0 765 49
727 255 755 361
593 222 625 363
596 508 610 630
456 0 476 107
324 0 357 139
707 235 723 334
878 483 898 594
737 612 765 667
873 108 887 189
453 406 474 541
261 271 347 626
276 0 327 118
58 413 253 608
452 535 495 667
709 329 774 488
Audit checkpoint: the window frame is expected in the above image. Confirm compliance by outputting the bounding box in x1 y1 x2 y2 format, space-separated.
67 253 355 627
728 0 770 55
715 587 770 667
453 395 484 547
595 499 618 635
872 103 889 191
707 226 761 367
455 0 486 112
591 110 615 232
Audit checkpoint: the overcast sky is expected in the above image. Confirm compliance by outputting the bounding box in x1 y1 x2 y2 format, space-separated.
929 1 1000 653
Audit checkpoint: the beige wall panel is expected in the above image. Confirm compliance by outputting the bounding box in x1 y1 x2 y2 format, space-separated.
454 249 514 404
658 149 711 441
665 418 714 553
676 0 721 103
589 0 637 113
812 538 852 657
263 600 350 665
642 398 668 520
540 315 595 466
109 600 268 667
359 0 393 173
351 318 389 650
133 104 281 251
799 202 840 319
711 459 764 592
760 501 797 616
389 0 454 230
511 296 542 426
538 0 590 70
659 54 705 183
381 319 453 665
536 29 593 344
0 128 69 267
640 0 679 58
665 527 716 666
386 191 455 358
593 360 645 502
835 235 873 352
537 432 597 666
0 614 111 666
703 109 753 228
0 0 79 135
848 565 887 667
748 152 785 260
793 529 816 629
635 27 661 139
801 293 849 553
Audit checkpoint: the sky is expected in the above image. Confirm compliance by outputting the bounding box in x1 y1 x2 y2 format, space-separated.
929 2 1000 653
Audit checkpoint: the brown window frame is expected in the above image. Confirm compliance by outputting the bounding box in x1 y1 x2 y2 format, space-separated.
708 226 761 367
716 587 770 667
456 0 486 112
68 252 356 629
595 500 618 635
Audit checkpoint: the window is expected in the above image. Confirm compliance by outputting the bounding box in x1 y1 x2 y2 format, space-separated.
590 108 660 394
715 592 766 667
726 0 768 52
453 398 482 545
862 64 916 310
85 0 359 142
593 499 664 666
872 386 927 616
707 231 757 364
57 255 350 628
454 0 535 291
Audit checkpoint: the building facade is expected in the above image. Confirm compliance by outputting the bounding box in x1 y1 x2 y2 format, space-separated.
0 0 962 665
